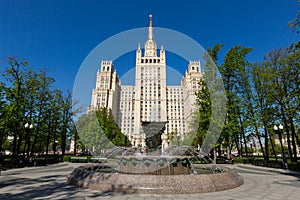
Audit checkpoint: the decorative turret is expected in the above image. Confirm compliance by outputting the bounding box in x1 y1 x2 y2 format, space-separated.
101 60 114 72
187 61 201 73
136 43 142 61
160 44 165 64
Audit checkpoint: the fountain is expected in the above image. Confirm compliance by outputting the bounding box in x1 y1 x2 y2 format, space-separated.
68 144 243 194
67 146 243 194
68 105 243 194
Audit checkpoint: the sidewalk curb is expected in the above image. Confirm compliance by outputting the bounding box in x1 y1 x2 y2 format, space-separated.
237 164 300 176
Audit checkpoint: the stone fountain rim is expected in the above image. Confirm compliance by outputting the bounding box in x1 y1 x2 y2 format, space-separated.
67 165 244 194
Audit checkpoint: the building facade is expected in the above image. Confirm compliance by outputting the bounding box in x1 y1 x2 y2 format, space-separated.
89 15 203 150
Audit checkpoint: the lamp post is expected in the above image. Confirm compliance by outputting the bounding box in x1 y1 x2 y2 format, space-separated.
24 122 34 158
53 140 58 155
177 133 181 146
7 135 14 153
274 124 288 169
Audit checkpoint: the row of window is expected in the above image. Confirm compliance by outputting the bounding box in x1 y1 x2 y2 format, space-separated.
121 90 134 94
99 84 109 88
99 77 110 81
168 114 182 118
96 102 106 107
140 59 161 64
140 116 162 120
101 66 110 71
141 79 160 83
167 91 183 95
141 74 161 78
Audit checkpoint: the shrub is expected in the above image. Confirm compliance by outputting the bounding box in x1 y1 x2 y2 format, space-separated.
62 155 72 162
287 161 300 171
253 159 283 168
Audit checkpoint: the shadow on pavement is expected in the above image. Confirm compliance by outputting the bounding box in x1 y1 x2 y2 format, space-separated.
0 174 109 199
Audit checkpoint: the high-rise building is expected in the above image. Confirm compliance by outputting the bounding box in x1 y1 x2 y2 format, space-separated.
89 15 203 150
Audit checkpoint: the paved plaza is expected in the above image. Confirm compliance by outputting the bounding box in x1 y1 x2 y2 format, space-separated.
0 162 299 200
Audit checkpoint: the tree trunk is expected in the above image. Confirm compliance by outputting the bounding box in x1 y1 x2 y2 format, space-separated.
269 134 278 161
213 148 217 164
74 130 77 156
12 130 18 157
289 117 298 161
282 118 293 160
233 132 240 157
227 146 231 159
239 115 248 157
0 133 4 152
249 106 265 158
254 125 265 157
30 111 42 157
45 126 51 156
263 124 269 161
61 127 66 156
279 104 293 160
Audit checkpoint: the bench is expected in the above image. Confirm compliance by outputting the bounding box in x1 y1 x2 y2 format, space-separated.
90 157 107 163
225 158 234 164
70 157 88 163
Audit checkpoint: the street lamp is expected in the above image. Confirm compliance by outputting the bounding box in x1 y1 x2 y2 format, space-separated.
177 133 181 146
7 135 14 154
24 122 34 129
274 124 288 169
53 140 59 155
24 122 34 157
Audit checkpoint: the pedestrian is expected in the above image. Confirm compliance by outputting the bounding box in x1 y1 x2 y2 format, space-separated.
231 156 234 165
29 156 33 167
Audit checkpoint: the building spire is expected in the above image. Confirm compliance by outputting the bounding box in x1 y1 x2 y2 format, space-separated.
144 14 157 57
148 14 154 40
149 14 153 27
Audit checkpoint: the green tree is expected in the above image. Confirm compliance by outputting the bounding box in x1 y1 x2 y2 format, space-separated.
218 46 253 159
59 91 73 156
229 46 253 158
3 57 28 157
29 68 55 157
1 57 76 159
288 9 300 33
76 108 130 156
266 44 300 161
190 44 227 163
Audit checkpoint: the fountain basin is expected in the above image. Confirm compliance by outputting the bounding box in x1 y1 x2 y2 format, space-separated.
67 165 243 194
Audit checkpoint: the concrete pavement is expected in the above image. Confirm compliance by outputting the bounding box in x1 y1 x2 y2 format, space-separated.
0 162 299 199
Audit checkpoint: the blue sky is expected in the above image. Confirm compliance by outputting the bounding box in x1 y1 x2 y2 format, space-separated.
0 0 299 93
